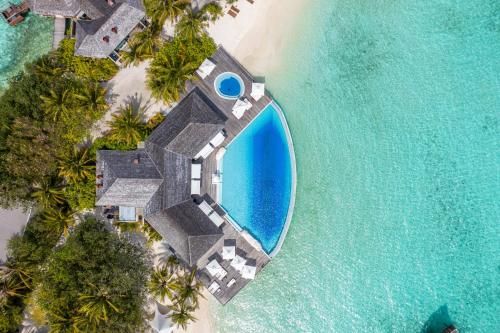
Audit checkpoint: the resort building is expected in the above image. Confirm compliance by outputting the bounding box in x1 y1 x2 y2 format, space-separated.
30 0 147 60
95 48 296 304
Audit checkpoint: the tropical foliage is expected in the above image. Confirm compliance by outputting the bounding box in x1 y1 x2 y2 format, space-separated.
121 22 164 66
148 33 216 103
38 217 150 332
108 104 147 146
176 3 222 41
144 0 190 27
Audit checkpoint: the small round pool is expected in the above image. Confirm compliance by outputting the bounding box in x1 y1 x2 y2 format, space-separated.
214 72 244 99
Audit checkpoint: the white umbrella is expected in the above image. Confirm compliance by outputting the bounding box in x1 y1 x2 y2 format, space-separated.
241 264 257 280
230 255 246 272
222 245 236 260
206 259 223 277
196 59 216 79
250 82 265 101
150 304 173 333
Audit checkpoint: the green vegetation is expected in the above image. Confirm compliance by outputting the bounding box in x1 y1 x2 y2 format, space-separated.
56 39 118 81
148 34 216 102
37 217 149 332
108 104 147 146
176 3 222 41
144 0 190 27
148 262 204 329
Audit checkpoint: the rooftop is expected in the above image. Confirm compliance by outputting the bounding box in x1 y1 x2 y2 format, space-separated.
96 47 278 304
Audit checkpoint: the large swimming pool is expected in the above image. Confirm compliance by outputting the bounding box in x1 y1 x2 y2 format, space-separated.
221 103 294 254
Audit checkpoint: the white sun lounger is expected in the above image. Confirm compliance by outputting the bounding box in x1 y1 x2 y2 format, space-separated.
191 179 201 195
194 143 215 160
232 98 253 119
250 82 265 101
198 201 213 215
196 59 216 79
208 281 220 294
216 267 227 280
191 163 201 179
208 211 225 227
226 278 236 288
210 132 226 147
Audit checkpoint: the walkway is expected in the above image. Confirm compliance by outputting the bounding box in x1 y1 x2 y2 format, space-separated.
52 17 65 49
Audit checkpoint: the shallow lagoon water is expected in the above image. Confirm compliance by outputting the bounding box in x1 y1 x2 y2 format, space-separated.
0 0 52 90
214 0 499 332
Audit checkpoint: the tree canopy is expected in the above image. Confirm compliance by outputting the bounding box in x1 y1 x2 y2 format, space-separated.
37 217 150 333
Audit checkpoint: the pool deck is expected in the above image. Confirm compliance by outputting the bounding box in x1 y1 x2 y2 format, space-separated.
185 48 277 304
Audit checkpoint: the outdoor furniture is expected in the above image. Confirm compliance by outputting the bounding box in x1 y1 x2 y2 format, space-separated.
230 5 240 13
191 163 201 179
222 244 236 260
241 263 257 280
226 278 236 288
208 210 225 227
194 143 215 159
206 259 224 277
230 254 246 272
198 201 213 215
196 59 216 79
232 98 253 119
190 179 200 195
208 281 220 294
216 267 227 280
228 9 237 18
250 82 265 101
212 172 222 184
210 132 226 148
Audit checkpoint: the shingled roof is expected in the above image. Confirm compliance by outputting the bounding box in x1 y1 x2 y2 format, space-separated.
96 88 227 266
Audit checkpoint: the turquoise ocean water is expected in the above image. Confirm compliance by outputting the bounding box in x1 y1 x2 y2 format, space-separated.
0 0 52 90
214 0 499 332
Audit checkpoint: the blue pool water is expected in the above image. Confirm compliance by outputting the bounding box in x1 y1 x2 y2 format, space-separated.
221 103 293 254
214 72 244 99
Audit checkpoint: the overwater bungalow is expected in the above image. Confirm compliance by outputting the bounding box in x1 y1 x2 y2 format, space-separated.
1 1 30 26
95 48 296 304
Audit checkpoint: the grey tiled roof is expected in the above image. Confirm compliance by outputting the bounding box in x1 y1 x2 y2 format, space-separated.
31 0 80 17
96 88 227 265
75 2 145 58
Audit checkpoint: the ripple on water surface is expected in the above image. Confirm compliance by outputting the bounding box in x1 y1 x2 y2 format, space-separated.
214 0 500 332
0 0 53 90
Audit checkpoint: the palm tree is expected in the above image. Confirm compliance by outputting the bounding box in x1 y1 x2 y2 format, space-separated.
58 147 95 183
108 104 145 146
40 88 74 122
121 23 163 66
41 206 75 237
149 266 180 303
33 56 63 81
74 82 108 116
168 303 196 330
164 255 179 274
78 288 122 326
31 176 66 209
174 268 204 308
0 266 31 306
175 3 222 41
148 52 198 103
144 0 191 26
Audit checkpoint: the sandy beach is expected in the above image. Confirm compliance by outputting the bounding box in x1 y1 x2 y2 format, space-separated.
0 208 31 263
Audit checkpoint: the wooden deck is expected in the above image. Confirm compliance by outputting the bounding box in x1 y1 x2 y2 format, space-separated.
186 48 273 304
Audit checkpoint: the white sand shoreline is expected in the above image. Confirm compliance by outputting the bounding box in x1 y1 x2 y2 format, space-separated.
182 1 307 332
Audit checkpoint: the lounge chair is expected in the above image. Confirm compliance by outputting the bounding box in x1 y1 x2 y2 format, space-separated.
212 173 222 184
196 59 216 79
194 143 215 159
210 132 226 148
208 281 220 294
191 163 201 179
208 210 225 227
226 278 236 288
230 5 240 13
247 0 254 3
216 267 227 280
228 9 237 18
198 201 213 216
190 179 200 195
232 98 253 119
250 82 265 101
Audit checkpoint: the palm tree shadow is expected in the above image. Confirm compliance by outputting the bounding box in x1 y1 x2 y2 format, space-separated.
124 93 147 121
421 304 454 333
104 81 119 105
